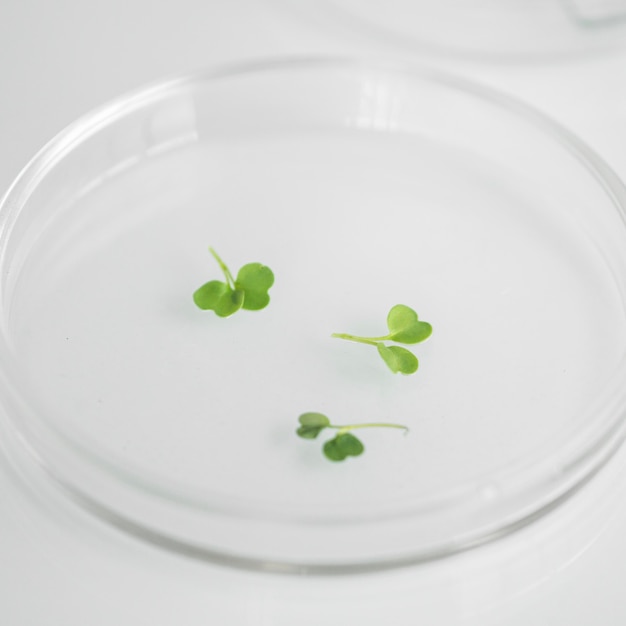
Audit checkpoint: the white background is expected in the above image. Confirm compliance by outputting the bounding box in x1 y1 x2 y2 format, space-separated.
2 2 626 623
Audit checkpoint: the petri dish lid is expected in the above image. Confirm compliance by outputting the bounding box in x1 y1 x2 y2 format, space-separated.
281 0 626 61
1 58 626 573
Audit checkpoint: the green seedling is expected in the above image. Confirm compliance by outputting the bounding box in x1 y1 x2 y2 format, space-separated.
296 412 408 462
332 304 432 374
193 247 274 317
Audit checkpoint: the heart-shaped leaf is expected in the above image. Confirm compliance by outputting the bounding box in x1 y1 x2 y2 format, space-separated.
323 433 364 461
193 280 227 310
296 412 330 439
193 281 244 317
377 344 418 375
236 263 274 311
214 288 244 317
386 304 432 344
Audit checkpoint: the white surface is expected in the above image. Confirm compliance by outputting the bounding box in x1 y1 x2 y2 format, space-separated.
3 1 626 623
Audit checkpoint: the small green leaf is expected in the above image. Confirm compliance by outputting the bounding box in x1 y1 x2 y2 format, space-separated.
193 281 244 317
194 249 274 317
193 280 228 310
298 412 331 428
236 263 275 311
377 344 418 375
296 412 331 439
214 288 244 317
323 433 365 461
386 304 432 344
297 425 326 439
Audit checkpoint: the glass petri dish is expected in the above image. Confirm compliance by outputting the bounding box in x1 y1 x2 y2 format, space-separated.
1 58 626 573
281 0 626 61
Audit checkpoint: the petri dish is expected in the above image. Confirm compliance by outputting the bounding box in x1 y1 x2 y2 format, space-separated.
1 58 626 573
280 0 626 61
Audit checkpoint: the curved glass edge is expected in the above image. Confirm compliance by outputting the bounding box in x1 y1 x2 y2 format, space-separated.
2 401 623 575
281 2 626 64
0 58 626 552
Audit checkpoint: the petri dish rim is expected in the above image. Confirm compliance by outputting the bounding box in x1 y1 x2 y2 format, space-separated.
2 57 626 572
278 1 626 63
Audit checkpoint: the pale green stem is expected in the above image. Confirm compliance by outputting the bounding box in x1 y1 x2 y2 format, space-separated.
331 333 390 347
331 422 409 435
209 247 236 289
